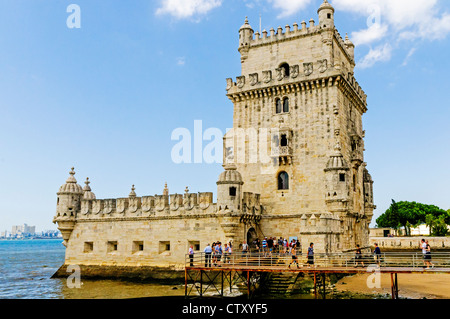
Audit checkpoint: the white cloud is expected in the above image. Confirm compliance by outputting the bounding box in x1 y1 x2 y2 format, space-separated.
330 0 450 67
156 0 222 20
352 23 388 46
267 0 312 18
357 43 392 69
402 48 416 67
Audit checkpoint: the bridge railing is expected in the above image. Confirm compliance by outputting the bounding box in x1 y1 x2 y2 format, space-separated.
185 251 450 270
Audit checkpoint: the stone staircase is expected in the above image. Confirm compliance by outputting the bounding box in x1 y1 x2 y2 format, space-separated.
264 273 301 295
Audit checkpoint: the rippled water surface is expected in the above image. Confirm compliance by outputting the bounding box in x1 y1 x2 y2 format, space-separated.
0 239 185 299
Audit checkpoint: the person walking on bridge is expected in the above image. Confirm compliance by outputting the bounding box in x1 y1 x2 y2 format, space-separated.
204 244 212 267
424 240 435 270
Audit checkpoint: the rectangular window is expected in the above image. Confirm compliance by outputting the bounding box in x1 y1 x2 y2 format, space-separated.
107 241 118 253
159 241 171 254
84 242 94 253
229 187 237 197
189 241 201 252
132 241 144 254
339 174 346 182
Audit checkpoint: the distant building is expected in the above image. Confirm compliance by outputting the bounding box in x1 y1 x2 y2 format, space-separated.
11 224 36 236
370 228 395 237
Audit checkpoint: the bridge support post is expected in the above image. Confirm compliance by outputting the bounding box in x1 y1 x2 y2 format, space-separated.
390 273 399 299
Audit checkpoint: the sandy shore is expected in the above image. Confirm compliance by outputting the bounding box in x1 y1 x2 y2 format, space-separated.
335 273 450 299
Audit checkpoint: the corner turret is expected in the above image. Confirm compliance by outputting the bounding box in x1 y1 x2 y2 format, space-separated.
54 167 83 246
318 0 335 29
238 17 254 62
217 164 244 212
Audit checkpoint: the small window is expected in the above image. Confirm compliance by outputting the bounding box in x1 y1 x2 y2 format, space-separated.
283 98 289 113
327 13 332 19
107 241 118 253
278 172 289 190
132 241 144 254
189 241 201 252
339 174 346 182
280 134 288 147
84 242 94 253
229 187 237 197
280 63 290 77
276 98 282 114
159 241 171 253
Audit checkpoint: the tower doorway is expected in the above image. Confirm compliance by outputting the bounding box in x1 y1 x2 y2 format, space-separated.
247 227 258 247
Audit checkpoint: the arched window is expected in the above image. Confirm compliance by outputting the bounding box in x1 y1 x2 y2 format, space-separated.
280 63 290 77
278 172 289 190
276 98 282 114
283 97 289 113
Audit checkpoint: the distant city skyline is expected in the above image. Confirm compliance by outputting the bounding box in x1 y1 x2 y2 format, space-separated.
1 0 450 231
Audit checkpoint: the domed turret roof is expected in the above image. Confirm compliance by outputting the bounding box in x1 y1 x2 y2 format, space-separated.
325 142 349 171
318 0 334 13
217 165 244 185
240 17 253 31
58 167 83 194
82 177 96 200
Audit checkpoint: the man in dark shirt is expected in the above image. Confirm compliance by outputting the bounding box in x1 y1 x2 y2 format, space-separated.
267 237 274 256
373 243 381 266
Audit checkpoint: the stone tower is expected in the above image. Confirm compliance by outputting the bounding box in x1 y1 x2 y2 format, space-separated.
53 167 83 247
225 0 375 253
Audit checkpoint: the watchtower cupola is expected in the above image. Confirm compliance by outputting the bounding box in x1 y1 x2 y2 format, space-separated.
318 0 335 29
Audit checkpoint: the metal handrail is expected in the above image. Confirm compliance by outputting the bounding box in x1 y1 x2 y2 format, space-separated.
185 251 450 270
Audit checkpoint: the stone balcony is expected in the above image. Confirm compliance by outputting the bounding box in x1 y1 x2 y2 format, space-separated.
271 146 293 165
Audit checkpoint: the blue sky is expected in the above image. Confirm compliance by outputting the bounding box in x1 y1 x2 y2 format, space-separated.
0 0 449 232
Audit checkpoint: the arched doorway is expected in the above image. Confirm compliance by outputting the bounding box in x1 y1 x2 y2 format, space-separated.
247 227 258 247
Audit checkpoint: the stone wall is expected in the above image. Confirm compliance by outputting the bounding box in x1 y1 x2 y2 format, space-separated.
370 237 450 251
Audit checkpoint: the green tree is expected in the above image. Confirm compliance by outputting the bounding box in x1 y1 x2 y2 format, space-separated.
376 201 448 236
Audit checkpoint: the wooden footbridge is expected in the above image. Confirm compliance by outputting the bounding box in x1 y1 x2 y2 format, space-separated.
184 252 450 299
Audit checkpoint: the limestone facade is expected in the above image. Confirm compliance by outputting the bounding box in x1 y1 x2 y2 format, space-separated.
53 1 375 271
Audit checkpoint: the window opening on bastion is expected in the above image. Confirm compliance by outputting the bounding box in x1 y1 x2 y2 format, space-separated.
278 172 289 190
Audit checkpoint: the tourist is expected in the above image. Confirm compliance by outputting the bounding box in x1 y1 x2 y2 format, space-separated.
224 243 230 264
420 239 428 268
307 243 314 267
283 238 288 254
204 244 212 267
212 242 217 266
267 237 274 256
188 245 194 267
373 243 381 266
216 242 223 266
425 240 435 269
289 245 300 269
278 238 283 254
242 241 249 258
262 237 268 256
355 244 364 268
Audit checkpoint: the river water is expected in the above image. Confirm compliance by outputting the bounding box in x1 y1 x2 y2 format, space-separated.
0 239 186 299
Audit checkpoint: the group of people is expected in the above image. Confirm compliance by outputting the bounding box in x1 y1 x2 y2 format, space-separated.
252 237 303 256
189 238 437 269
196 241 233 268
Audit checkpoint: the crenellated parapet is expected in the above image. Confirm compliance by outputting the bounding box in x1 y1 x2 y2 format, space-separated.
78 190 219 221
